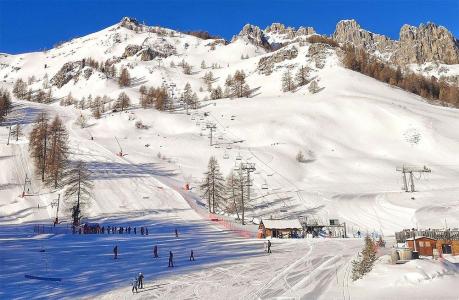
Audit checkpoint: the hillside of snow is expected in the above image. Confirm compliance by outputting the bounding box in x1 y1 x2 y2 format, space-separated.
1 17 459 299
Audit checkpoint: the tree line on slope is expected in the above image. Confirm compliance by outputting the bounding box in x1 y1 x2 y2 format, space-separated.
200 156 253 225
29 113 92 226
343 45 459 106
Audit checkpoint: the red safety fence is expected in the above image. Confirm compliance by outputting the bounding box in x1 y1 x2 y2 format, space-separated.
179 188 257 239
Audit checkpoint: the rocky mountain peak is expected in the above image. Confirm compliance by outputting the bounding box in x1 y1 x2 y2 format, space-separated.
395 22 459 64
333 19 396 53
232 24 271 50
119 16 141 30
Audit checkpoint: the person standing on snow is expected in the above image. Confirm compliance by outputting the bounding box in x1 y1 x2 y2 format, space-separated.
137 272 144 289
113 245 118 259
267 240 272 253
189 250 195 261
175 228 178 238
168 251 174 267
145 227 149 235
153 245 158 258
132 275 138 293
134 227 137 234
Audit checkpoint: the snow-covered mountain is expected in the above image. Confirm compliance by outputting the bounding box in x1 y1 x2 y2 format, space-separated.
1 16 459 300
1 16 459 231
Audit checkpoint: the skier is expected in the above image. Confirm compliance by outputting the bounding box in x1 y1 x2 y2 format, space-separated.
267 240 272 253
153 245 158 258
145 227 149 235
134 227 137 234
357 230 361 238
168 251 174 267
113 245 118 259
141 227 144 235
128 226 131 234
137 272 144 289
175 228 178 238
107 225 110 234
132 274 138 293
189 250 195 261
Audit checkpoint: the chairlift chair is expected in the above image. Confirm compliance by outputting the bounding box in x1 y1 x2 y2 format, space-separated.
226 145 232 149
261 182 268 190
215 144 221 148
236 153 242 160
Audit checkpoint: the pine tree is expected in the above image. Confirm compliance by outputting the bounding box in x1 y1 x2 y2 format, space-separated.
12 78 27 99
295 65 311 87
61 160 93 226
118 67 131 87
29 113 49 182
225 170 240 219
231 70 251 98
200 156 225 213
0 88 12 124
282 69 295 92
45 116 69 188
13 123 22 141
116 92 130 111
233 165 253 225
210 86 223 100
91 96 102 119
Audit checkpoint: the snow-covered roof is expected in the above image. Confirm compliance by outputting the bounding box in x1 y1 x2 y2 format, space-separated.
406 236 437 241
261 219 302 229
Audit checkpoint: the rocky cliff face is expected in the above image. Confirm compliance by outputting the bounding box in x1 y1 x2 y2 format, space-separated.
333 19 459 65
231 24 271 50
333 20 397 57
393 23 459 65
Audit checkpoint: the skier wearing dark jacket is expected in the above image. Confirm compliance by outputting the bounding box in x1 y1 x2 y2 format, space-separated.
114 245 118 259
168 251 174 267
153 245 158 258
137 272 144 289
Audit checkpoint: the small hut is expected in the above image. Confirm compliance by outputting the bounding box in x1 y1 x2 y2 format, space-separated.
258 219 303 238
406 236 437 256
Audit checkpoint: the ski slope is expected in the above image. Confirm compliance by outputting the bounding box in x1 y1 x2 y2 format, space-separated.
1 17 459 299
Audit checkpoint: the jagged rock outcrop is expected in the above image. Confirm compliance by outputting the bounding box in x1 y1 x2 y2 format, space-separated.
83 67 93 80
265 23 296 39
265 23 316 38
307 43 332 69
122 44 142 58
232 24 271 50
297 26 316 36
139 48 166 61
393 23 459 65
333 20 396 55
333 19 459 65
257 46 298 75
119 17 141 30
50 61 82 88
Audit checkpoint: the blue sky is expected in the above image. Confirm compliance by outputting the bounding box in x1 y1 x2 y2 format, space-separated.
0 0 458 54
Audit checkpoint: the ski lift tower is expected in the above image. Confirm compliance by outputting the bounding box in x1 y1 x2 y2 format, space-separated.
206 123 217 146
396 165 431 192
241 163 256 224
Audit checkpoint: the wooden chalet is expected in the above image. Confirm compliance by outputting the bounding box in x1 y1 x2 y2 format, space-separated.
258 219 303 238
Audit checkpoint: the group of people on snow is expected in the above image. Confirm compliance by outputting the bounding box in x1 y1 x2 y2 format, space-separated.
72 224 150 235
